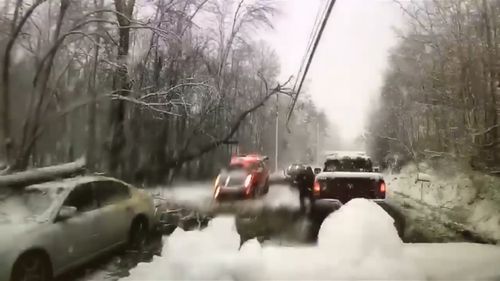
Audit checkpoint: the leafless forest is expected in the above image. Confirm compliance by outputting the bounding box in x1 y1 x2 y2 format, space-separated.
368 0 500 173
0 0 332 183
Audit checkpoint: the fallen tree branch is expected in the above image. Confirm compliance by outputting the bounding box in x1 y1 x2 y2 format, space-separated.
162 78 293 168
0 157 86 188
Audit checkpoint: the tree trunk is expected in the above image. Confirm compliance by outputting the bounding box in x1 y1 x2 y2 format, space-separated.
86 0 104 171
108 0 135 176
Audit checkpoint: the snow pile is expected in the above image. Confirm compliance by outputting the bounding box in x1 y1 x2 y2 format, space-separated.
387 163 500 241
122 216 261 280
124 199 425 280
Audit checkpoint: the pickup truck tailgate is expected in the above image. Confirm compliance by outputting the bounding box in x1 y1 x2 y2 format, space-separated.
315 172 385 204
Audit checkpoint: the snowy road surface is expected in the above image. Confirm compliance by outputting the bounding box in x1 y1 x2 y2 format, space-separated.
150 182 300 209
71 182 500 280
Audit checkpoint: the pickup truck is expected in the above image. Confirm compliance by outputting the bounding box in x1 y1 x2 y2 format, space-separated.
312 151 386 204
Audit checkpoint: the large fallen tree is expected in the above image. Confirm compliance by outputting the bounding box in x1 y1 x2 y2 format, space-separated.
0 157 86 188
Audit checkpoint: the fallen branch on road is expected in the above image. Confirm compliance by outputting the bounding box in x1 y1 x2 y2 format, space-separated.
0 157 86 188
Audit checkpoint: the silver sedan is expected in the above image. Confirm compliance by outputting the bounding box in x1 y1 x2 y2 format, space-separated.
0 175 156 281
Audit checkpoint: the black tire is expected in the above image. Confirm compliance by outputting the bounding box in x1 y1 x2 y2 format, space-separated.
11 252 52 281
129 217 148 250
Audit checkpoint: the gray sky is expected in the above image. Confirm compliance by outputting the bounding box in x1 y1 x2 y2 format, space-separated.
263 0 403 144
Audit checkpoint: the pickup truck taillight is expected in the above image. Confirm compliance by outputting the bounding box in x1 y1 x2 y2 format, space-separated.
313 179 321 196
379 181 386 194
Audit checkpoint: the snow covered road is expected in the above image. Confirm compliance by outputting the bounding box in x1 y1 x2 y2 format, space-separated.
150 182 301 213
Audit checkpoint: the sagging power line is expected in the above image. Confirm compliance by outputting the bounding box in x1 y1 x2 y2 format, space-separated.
286 0 337 129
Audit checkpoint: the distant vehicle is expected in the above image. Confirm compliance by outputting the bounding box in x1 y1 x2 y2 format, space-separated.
284 163 306 181
0 176 156 281
312 151 386 204
214 154 270 200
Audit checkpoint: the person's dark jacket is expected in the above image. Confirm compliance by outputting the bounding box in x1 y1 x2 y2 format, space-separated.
295 167 315 194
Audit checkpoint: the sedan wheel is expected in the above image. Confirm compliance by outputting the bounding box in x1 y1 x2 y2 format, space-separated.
11 254 51 281
129 219 148 250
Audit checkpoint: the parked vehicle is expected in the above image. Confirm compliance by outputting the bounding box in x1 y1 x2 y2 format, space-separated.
284 163 306 182
312 151 386 204
214 154 270 200
0 175 156 281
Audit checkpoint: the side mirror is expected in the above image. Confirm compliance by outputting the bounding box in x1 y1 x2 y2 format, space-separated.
314 168 321 174
57 206 77 221
262 156 269 161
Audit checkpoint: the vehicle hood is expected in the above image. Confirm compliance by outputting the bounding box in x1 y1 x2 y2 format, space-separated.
219 171 248 187
316 171 384 181
0 223 38 242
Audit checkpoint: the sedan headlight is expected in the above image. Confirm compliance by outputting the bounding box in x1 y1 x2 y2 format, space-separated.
214 175 221 189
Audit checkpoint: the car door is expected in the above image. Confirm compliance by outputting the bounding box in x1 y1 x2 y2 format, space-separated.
51 183 100 270
93 180 133 249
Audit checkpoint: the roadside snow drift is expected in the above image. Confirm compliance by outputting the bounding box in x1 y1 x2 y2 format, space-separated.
123 198 500 280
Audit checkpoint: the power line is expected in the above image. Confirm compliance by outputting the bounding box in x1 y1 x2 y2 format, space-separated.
292 0 329 92
286 0 337 127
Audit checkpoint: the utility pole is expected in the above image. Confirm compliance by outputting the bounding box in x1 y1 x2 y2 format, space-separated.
275 94 279 172
316 122 320 164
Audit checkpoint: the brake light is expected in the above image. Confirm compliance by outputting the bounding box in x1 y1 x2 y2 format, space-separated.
313 179 320 196
380 181 386 193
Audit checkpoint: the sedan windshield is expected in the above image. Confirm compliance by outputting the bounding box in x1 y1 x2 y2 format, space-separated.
0 187 60 223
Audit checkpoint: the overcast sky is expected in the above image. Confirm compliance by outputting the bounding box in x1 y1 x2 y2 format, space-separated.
263 0 403 145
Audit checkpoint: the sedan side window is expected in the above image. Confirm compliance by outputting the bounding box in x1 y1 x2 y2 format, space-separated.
63 184 98 212
94 181 131 207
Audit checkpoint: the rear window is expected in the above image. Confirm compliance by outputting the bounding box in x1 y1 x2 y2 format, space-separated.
228 164 246 171
324 158 373 172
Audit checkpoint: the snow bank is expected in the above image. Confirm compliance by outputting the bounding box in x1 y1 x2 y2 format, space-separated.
406 243 500 280
124 199 426 280
124 198 500 280
122 216 261 280
387 163 500 241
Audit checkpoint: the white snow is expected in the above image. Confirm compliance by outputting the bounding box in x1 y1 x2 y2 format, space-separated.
405 243 500 280
150 183 300 211
387 163 500 242
122 198 500 280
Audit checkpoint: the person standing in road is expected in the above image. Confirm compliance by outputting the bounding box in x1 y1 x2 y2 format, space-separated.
296 166 315 212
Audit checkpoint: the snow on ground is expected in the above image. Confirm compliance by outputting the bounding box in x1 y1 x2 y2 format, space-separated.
387 163 500 242
123 198 500 280
149 183 300 211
